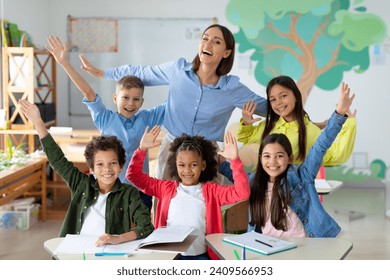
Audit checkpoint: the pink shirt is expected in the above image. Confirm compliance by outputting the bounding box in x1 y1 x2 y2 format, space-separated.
262 182 306 237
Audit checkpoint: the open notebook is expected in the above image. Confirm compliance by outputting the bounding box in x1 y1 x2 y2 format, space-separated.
136 226 196 254
223 231 297 255
54 226 196 255
53 234 145 255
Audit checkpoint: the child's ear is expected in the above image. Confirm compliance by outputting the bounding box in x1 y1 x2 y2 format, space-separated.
141 97 144 106
288 155 293 164
89 168 94 174
112 93 118 104
201 160 206 171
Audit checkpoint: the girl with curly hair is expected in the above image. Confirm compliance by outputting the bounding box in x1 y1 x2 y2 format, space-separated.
126 126 250 260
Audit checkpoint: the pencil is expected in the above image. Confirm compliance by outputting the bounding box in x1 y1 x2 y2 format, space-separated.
255 239 273 248
233 249 241 260
241 245 246 260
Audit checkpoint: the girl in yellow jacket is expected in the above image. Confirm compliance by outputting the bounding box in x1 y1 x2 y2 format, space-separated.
237 76 356 166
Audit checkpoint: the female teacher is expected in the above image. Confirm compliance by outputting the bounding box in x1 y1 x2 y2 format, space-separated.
80 24 267 180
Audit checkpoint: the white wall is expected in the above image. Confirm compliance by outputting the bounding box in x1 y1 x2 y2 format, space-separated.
1 0 390 168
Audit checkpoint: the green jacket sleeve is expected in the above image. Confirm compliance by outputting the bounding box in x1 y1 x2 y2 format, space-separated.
129 189 154 239
237 118 265 145
322 118 356 166
40 134 88 193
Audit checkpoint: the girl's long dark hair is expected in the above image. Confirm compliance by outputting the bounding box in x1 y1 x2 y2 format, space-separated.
262 76 308 161
249 134 293 231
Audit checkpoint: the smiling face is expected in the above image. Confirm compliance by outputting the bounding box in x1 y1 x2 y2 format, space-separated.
260 142 292 183
90 149 123 193
198 26 232 67
113 87 144 119
268 84 297 122
176 150 206 186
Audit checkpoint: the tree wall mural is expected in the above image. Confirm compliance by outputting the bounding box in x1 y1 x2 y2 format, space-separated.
225 0 387 103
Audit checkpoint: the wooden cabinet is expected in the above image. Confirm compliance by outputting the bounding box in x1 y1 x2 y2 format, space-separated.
1 47 56 152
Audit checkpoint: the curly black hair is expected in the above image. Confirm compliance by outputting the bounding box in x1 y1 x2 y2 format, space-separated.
166 134 218 182
84 135 126 170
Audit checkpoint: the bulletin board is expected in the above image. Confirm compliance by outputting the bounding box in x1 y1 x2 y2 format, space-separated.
68 16 118 53
66 17 215 121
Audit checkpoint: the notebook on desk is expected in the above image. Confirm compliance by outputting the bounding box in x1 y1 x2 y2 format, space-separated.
136 226 196 254
53 234 145 255
223 231 297 255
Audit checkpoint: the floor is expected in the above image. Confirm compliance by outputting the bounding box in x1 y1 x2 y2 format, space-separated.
0 186 389 260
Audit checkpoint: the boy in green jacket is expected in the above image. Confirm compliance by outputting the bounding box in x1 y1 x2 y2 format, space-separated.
19 99 153 246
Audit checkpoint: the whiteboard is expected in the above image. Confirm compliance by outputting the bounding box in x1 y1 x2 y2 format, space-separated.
67 17 214 117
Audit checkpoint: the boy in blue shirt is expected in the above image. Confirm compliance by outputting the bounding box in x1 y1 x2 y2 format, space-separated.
46 35 165 210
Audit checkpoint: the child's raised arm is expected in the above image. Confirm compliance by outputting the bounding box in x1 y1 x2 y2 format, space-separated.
18 100 48 139
139 125 162 151
79 54 105 78
46 36 97 102
217 131 238 161
336 82 355 116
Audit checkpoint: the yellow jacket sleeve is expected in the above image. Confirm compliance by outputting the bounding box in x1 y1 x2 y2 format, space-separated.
322 117 356 166
237 118 265 145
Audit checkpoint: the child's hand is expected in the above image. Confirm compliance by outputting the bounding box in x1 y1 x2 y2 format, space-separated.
336 82 355 116
218 132 238 161
46 35 68 65
18 99 42 124
95 234 121 246
140 125 161 151
242 100 262 125
79 54 104 78
346 108 357 118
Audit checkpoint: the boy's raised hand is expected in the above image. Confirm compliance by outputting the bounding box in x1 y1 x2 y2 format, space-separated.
46 35 68 65
336 82 355 116
140 125 162 151
18 99 42 124
242 100 262 125
18 99 48 139
79 55 104 78
218 131 238 161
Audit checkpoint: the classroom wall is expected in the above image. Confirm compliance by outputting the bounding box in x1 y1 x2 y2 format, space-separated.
1 0 390 180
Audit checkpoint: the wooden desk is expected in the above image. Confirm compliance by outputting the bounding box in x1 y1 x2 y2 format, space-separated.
44 237 178 260
0 156 47 220
206 233 352 260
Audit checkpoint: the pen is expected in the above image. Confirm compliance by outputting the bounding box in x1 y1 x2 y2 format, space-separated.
242 245 246 260
255 239 273 248
95 252 128 256
233 249 241 260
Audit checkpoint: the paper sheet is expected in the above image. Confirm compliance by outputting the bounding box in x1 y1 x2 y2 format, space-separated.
54 234 145 254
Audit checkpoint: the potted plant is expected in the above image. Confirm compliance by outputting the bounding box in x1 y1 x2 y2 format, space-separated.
0 136 29 173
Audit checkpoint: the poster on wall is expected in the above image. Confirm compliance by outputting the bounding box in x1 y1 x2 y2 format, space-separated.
67 16 118 53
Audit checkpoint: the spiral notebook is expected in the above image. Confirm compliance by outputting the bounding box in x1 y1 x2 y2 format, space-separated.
223 231 297 255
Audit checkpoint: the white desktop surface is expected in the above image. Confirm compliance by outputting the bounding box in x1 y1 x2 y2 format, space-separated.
206 233 352 260
44 237 178 260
